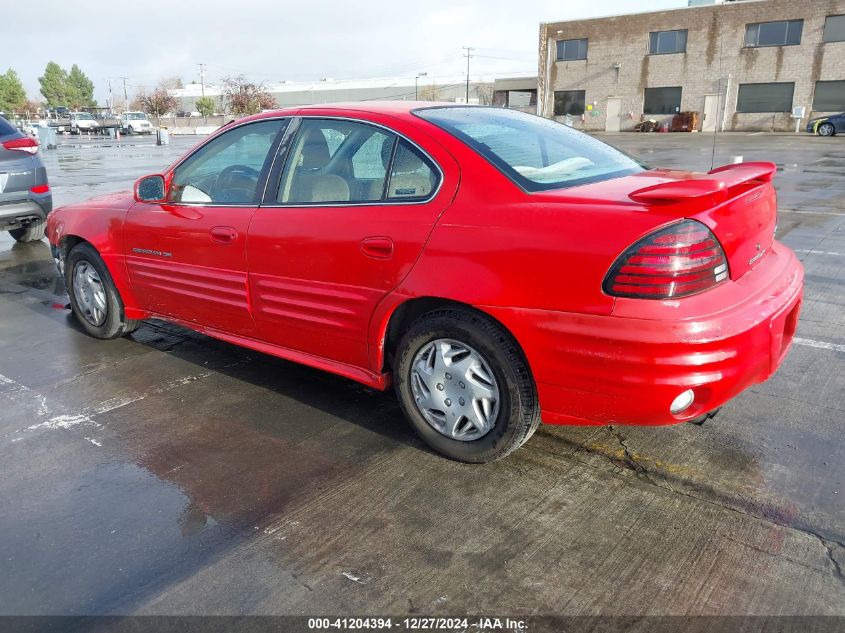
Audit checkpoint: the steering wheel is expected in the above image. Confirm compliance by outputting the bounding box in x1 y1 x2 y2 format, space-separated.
211 164 260 202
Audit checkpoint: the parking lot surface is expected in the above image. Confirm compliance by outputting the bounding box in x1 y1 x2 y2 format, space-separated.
0 132 843 617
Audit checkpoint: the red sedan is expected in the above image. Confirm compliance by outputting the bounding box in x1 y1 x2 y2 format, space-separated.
47 103 803 462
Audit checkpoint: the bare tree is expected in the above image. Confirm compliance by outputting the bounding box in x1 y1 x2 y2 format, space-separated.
221 75 276 116
139 88 178 117
475 83 494 106
418 84 442 102
159 76 184 90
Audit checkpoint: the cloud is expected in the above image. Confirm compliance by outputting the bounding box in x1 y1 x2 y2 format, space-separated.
0 0 683 104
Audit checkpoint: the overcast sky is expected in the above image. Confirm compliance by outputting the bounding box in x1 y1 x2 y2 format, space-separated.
3 0 683 104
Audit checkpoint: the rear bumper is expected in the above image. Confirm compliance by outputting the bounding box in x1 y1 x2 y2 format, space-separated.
483 242 804 426
0 195 51 230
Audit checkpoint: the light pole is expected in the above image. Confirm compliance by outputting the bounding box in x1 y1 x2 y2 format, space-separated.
415 72 427 100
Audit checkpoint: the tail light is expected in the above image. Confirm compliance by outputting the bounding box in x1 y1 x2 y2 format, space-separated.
604 220 729 299
2 137 39 154
30 184 50 194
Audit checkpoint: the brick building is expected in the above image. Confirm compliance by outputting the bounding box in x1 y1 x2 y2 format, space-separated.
537 0 845 131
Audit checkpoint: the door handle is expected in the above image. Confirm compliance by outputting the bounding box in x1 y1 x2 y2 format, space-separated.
210 226 238 244
360 236 394 260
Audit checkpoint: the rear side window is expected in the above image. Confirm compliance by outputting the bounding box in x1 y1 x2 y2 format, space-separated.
387 141 438 200
0 116 17 136
415 106 642 192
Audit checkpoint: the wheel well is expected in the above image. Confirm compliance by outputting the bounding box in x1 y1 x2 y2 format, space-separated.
60 235 89 258
381 297 527 374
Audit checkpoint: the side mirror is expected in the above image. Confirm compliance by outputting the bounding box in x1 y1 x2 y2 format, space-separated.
134 174 167 202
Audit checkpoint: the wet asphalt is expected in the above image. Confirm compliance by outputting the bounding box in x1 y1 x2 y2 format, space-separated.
0 132 843 617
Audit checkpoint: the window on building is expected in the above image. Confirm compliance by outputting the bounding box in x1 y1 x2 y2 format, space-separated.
553 90 586 116
744 20 803 47
556 38 588 61
823 15 845 43
643 87 682 114
649 29 688 54
813 81 845 112
736 83 794 113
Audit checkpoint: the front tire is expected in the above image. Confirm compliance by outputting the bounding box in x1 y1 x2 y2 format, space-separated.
9 222 45 242
818 123 835 137
394 308 540 463
66 242 139 339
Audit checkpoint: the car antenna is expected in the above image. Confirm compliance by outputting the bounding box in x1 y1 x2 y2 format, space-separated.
710 24 724 171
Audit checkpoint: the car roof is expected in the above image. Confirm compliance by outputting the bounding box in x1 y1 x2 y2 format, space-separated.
249 101 466 121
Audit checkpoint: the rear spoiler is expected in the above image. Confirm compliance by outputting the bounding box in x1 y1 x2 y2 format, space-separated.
629 162 777 204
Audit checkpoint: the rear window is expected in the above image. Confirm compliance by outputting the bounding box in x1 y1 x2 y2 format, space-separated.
414 107 642 192
0 116 17 136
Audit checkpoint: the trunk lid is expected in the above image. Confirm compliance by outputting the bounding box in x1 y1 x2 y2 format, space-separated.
536 162 778 281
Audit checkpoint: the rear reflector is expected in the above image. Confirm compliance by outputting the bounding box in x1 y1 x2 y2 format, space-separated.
30 184 50 194
2 137 39 154
604 220 729 299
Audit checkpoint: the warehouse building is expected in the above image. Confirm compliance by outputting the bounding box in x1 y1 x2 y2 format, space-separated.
170 76 497 113
538 0 845 131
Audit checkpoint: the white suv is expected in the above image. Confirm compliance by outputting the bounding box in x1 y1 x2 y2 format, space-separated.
120 112 154 135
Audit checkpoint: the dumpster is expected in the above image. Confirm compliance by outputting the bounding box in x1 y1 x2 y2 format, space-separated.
36 126 58 150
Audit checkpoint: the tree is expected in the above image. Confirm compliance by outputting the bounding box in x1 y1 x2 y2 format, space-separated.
418 84 442 101
159 76 184 90
195 96 216 117
66 65 96 108
222 75 276 116
139 88 178 117
39 62 69 108
475 83 494 106
0 69 27 113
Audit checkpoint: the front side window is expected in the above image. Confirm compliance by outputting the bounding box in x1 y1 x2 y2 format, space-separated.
736 82 794 113
812 80 845 111
554 90 586 116
744 20 803 47
414 107 642 192
649 29 687 54
556 38 588 61
644 86 682 114
169 119 286 204
277 119 440 205
823 15 845 43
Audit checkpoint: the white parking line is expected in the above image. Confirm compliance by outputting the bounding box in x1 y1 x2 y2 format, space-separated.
779 209 845 216
793 337 845 353
794 249 844 257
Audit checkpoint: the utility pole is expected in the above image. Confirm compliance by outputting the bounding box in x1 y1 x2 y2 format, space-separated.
462 47 474 103
121 77 129 111
415 72 427 100
107 78 113 115
198 63 207 98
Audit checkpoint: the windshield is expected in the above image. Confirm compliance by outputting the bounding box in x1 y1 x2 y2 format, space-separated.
125 112 147 120
414 107 643 192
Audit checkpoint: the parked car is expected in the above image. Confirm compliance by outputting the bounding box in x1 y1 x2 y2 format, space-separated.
69 111 99 134
806 112 845 136
47 104 804 462
49 106 70 119
120 111 154 135
0 115 51 242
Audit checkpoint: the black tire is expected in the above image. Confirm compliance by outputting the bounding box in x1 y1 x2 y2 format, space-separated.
66 242 139 339
9 222 45 242
818 123 835 137
394 308 540 463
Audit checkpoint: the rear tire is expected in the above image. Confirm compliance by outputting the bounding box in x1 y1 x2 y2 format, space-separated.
66 242 139 339
9 222 45 242
819 123 835 137
394 308 540 463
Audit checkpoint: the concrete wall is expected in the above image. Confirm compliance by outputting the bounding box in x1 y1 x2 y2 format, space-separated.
538 0 845 131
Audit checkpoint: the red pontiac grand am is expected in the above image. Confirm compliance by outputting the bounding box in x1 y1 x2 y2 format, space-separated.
47 103 803 462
